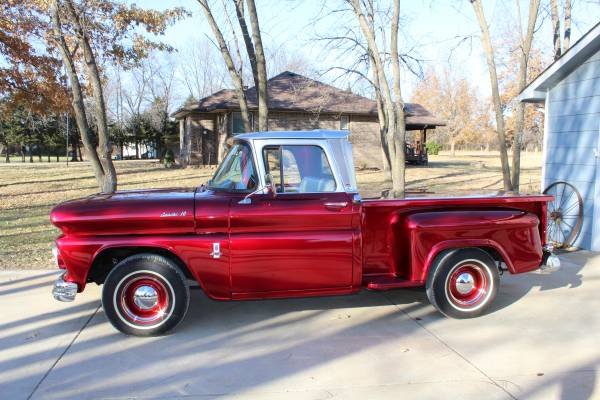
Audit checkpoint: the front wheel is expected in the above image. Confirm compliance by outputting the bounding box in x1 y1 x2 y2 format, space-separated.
426 248 499 318
102 253 190 336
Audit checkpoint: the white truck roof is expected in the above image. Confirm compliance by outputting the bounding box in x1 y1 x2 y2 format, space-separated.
236 130 349 140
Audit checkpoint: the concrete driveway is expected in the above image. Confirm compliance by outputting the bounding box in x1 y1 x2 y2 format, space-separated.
1 251 598 400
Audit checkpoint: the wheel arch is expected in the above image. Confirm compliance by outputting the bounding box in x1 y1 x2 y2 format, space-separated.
88 245 195 286
422 240 513 282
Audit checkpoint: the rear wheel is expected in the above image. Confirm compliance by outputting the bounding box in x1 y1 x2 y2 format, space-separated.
426 248 499 318
102 253 190 336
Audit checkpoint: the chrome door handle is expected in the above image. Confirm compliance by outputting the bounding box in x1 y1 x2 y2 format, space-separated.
324 201 348 210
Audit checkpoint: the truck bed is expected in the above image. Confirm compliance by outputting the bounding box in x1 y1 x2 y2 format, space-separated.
361 190 553 205
360 190 552 288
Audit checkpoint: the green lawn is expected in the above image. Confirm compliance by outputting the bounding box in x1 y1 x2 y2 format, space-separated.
0 153 542 270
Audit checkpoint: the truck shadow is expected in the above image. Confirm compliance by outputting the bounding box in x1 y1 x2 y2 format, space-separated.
488 250 588 314
1 253 595 399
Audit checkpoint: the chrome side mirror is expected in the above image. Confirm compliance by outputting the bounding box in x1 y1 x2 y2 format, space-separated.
264 173 276 197
237 174 276 205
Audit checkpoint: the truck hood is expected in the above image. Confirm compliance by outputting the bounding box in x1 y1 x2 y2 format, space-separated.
50 188 196 236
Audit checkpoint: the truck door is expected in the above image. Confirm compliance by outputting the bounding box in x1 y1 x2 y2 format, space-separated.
229 144 355 294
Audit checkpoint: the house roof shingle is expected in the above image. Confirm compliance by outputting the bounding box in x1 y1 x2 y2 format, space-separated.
173 71 445 127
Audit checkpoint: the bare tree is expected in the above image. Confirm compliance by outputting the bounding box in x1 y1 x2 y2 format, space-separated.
349 0 406 196
50 1 117 193
551 0 561 59
48 0 186 192
512 0 541 191
244 0 268 131
471 0 512 191
197 0 252 133
180 40 227 101
197 0 268 132
563 0 571 51
550 0 573 60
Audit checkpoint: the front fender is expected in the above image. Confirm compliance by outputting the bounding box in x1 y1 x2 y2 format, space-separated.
55 234 231 299
404 210 543 282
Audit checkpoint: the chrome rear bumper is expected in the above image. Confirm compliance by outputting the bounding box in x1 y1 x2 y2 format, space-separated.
52 273 78 302
540 244 561 273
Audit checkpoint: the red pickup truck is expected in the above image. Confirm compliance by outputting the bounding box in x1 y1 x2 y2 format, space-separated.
51 130 559 336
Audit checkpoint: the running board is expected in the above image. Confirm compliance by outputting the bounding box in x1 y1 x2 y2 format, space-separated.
365 276 424 291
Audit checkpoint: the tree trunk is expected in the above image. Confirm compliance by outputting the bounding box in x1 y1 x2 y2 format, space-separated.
350 0 402 195
551 0 561 60
51 1 116 193
389 0 406 197
197 0 252 133
217 113 230 163
512 0 541 192
471 0 512 191
246 0 268 131
563 0 571 51
370 54 391 179
64 0 116 192
365 2 391 178
234 0 258 88
179 118 192 167
450 140 456 156
3 144 9 163
71 141 77 161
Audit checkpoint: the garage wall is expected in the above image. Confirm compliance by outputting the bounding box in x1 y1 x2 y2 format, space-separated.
545 49 600 250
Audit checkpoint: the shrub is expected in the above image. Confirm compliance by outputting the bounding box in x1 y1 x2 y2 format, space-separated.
426 141 442 155
163 148 175 168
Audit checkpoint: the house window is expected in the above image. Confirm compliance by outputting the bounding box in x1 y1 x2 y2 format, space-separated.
231 112 254 134
340 115 349 130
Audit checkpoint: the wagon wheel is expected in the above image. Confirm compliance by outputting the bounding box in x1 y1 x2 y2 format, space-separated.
543 181 583 249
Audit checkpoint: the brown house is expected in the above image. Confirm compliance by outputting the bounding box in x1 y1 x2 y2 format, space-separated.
171 71 444 168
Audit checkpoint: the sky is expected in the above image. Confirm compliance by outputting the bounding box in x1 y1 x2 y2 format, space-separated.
133 0 600 110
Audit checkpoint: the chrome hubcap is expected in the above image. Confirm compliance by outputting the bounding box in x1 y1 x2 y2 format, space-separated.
455 272 475 295
133 285 159 310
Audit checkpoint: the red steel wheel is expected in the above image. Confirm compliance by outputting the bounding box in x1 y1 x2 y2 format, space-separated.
427 248 499 319
445 262 491 311
115 272 173 328
102 253 190 336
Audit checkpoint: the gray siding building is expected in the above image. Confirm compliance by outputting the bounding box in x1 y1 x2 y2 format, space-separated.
520 23 600 250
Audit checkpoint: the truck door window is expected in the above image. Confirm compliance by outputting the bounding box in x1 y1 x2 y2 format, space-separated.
263 145 337 193
263 147 283 193
209 143 257 192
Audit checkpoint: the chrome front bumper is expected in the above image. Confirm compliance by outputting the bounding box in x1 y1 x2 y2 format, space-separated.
52 273 78 302
540 244 561 273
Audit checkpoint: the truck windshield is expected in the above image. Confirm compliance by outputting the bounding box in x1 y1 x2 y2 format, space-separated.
208 143 257 192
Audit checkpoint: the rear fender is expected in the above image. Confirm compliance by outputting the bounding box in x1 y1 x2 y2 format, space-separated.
422 239 513 282
404 210 543 282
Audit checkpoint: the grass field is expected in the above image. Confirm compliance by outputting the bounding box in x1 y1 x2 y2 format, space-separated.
0 152 542 270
